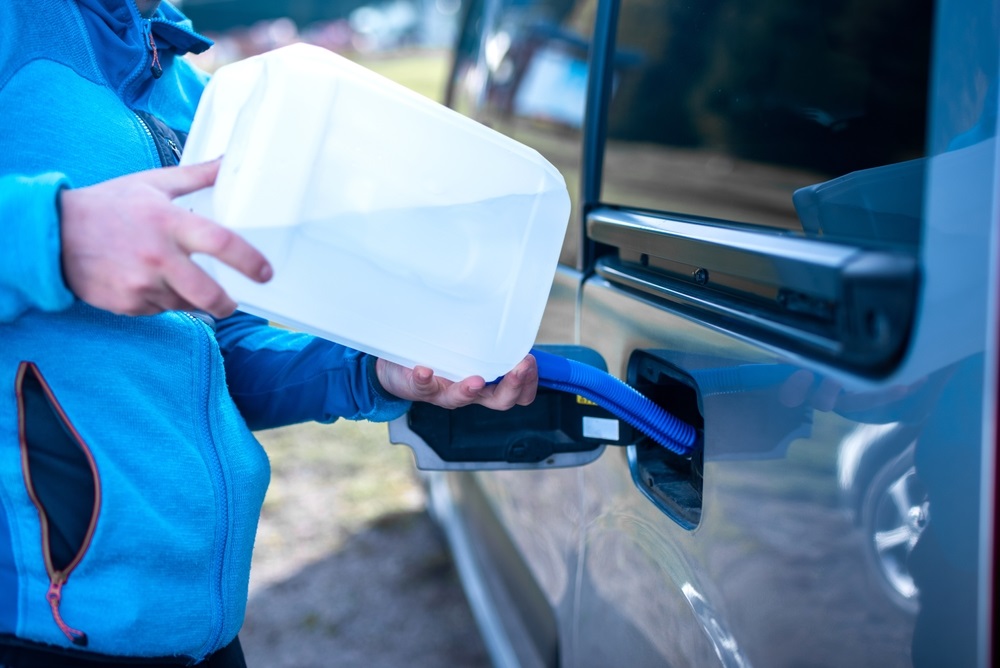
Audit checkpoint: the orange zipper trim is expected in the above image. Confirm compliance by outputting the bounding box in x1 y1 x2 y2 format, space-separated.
16 362 100 647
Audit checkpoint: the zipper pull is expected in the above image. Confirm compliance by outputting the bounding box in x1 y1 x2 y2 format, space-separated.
146 24 163 79
46 577 89 647
167 137 182 163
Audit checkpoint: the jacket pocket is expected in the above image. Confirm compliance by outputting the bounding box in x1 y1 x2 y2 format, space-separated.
15 362 100 647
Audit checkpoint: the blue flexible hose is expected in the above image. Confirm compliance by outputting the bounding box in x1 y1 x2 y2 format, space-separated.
530 348 697 455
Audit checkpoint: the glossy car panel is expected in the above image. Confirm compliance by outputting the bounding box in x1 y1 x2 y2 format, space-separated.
576 279 920 665
429 0 998 665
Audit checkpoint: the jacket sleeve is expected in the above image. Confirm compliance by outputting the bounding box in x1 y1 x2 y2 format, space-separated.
214 311 411 431
0 173 76 322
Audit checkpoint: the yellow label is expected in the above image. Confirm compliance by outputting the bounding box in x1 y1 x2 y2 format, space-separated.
576 395 598 406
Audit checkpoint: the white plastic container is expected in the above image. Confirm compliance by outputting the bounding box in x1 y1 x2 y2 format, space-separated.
178 43 570 380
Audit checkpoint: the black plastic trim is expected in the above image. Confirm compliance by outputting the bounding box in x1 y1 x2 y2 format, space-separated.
589 208 919 375
627 351 704 529
580 0 620 270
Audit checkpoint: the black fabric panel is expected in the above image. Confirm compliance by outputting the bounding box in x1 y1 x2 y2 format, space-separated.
132 109 186 167
0 634 246 667
21 371 95 573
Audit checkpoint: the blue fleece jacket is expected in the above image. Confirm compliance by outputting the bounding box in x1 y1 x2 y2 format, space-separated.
0 1 409 661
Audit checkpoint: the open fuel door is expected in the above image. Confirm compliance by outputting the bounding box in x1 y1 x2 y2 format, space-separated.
389 345 641 470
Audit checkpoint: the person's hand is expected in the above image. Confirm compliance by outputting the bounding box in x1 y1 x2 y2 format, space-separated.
376 354 538 410
59 159 272 318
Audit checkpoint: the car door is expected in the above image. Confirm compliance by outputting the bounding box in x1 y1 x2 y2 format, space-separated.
393 0 998 665
570 0 996 665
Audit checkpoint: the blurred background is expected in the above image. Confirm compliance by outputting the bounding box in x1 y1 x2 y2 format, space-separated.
178 0 460 69
172 2 490 665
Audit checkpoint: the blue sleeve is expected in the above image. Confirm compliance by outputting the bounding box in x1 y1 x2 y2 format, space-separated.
0 173 76 322
214 311 411 431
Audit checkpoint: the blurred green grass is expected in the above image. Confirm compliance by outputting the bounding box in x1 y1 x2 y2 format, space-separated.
253 419 424 565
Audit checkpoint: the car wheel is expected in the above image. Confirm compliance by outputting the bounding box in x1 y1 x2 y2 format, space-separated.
861 443 928 614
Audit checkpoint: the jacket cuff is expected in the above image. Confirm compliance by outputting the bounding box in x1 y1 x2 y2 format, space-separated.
0 173 76 320
362 355 412 422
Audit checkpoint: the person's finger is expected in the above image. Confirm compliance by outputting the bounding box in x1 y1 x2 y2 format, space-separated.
172 213 273 284
408 366 439 395
472 359 536 410
483 358 538 410
140 159 222 199
162 255 238 318
412 366 435 384
423 374 483 409
501 356 538 406
514 355 538 405
453 380 487 408
400 366 457 405
478 375 521 410
143 290 196 317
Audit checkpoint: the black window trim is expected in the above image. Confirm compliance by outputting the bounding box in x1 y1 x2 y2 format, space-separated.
580 0 619 271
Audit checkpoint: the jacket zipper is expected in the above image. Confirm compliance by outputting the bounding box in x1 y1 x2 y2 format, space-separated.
120 6 186 168
130 0 163 77
134 111 156 146
167 137 181 162
120 8 159 99
16 363 100 648
106 8 158 166
118 19 150 99
183 313 230 657
146 25 163 79
132 111 164 168
109 2 211 101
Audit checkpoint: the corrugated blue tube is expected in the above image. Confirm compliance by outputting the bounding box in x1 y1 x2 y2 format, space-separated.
531 348 697 455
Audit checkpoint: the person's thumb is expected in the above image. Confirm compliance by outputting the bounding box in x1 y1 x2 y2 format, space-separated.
140 158 222 198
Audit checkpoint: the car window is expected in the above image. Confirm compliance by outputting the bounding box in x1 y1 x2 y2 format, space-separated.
601 0 934 251
448 0 597 268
